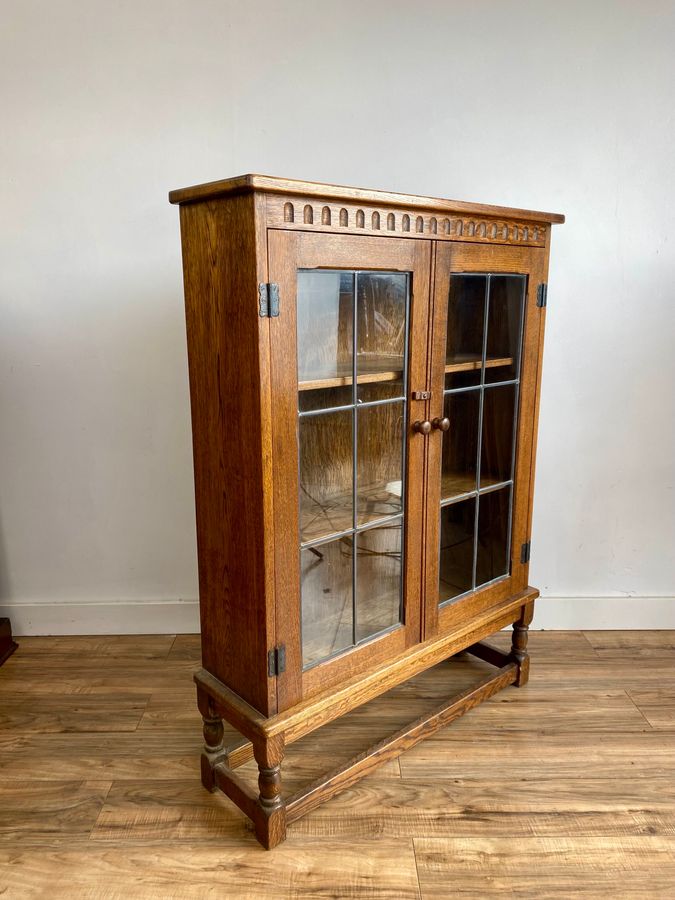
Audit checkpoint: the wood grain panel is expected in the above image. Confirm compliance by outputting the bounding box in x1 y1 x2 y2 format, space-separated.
178 194 274 715
169 173 565 224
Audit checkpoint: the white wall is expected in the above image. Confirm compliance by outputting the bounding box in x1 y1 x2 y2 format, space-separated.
1 0 673 634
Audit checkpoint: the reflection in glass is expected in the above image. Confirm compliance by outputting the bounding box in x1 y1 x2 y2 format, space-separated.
355 521 402 642
297 271 353 397
357 402 404 526
301 538 353 667
356 273 407 402
299 410 352 544
476 487 511 587
438 498 476 603
485 276 526 384
441 390 480 501
480 385 517 487
445 275 486 389
297 270 410 668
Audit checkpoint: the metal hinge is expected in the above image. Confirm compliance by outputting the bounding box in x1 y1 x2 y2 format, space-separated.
536 283 548 308
258 283 280 318
267 644 286 677
520 541 531 564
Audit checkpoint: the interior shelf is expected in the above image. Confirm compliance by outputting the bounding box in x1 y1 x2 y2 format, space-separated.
300 481 402 545
444 355 513 373
299 356 513 391
441 471 504 501
298 356 404 392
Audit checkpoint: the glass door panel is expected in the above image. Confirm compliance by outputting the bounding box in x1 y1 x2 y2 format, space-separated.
297 270 409 668
437 273 526 606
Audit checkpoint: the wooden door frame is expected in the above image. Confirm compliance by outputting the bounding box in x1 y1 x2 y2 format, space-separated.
267 230 433 709
424 242 547 639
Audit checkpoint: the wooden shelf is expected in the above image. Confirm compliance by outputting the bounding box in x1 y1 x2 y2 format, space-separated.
299 356 514 391
445 355 513 374
299 356 404 393
299 369 402 392
300 482 402 545
441 471 505 501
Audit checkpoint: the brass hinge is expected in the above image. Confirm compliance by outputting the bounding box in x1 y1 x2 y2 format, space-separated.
258 283 280 318
520 540 531 564
536 283 548 308
267 644 286 677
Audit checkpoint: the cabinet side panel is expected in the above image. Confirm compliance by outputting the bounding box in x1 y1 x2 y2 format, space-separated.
179 195 273 714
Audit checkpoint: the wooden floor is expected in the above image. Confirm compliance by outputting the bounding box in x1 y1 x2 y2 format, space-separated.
1 631 674 898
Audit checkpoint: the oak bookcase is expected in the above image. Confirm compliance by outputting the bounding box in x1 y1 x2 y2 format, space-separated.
169 175 564 848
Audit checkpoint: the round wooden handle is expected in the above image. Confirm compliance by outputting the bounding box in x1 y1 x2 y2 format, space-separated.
413 420 432 435
432 417 450 432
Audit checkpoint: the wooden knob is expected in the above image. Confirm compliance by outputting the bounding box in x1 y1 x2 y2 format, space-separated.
413 420 432 435
432 417 450 432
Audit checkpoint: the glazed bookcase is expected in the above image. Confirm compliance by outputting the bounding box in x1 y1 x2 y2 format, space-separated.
169 175 564 848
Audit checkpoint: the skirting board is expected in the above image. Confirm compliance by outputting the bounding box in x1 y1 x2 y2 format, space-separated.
1 596 673 636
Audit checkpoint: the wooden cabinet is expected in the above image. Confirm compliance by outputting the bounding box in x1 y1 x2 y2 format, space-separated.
170 175 564 848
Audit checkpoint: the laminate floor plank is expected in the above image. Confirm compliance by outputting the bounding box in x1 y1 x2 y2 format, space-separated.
0 779 112 842
627 688 675 729
0 662 198 696
1 630 674 899
413 836 675 898
0 732 204 781
289 775 675 839
167 634 201 660
584 630 675 657
399 728 675 779
0 694 149 733
8 635 177 660
0 840 421 899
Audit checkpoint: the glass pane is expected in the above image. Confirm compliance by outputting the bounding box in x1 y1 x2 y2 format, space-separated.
485 276 526 384
357 402 404 526
439 498 476 603
297 269 410 668
297 271 353 403
480 384 517 487
441 389 480 500
299 409 352 543
476 487 511 587
356 273 407 403
445 275 486 390
355 520 402 642
301 537 353 667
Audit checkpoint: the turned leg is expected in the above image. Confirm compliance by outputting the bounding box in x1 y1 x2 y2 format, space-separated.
253 735 286 849
197 688 224 792
510 600 535 687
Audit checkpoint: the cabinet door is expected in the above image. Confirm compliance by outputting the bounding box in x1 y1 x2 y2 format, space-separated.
424 242 547 638
268 231 432 707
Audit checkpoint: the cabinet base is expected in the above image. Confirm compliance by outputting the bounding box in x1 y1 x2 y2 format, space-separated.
195 592 535 848
0 618 18 666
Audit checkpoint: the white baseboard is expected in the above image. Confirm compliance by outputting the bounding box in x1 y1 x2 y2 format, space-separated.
0 599 201 636
1 596 673 636
532 596 674 630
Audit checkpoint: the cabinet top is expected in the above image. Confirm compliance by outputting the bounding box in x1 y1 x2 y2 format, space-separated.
168 173 565 224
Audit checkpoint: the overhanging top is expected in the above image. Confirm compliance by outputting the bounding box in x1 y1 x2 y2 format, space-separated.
168 174 565 225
